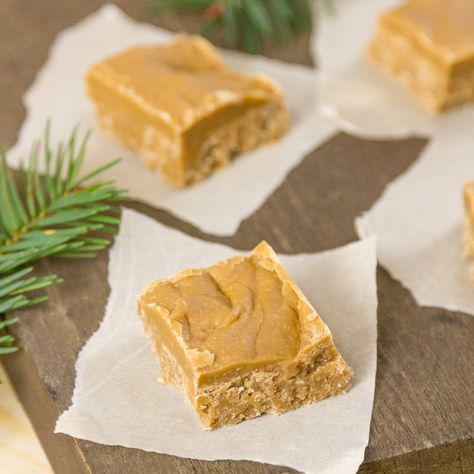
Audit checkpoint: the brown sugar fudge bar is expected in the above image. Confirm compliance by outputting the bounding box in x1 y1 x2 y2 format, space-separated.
463 182 474 262
138 241 352 429
86 35 289 187
368 0 474 113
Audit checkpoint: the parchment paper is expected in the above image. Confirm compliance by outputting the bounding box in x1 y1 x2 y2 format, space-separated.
313 0 474 139
314 0 399 75
56 209 378 474
356 132 474 315
313 0 474 314
8 4 336 237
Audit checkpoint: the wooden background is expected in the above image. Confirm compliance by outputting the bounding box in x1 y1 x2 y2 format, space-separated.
1 1 473 473
0 363 52 473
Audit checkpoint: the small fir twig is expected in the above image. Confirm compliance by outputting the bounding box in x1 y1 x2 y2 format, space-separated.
0 123 128 356
151 0 313 54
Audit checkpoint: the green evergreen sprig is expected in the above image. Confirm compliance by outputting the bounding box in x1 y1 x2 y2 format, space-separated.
0 123 127 356
152 0 313 54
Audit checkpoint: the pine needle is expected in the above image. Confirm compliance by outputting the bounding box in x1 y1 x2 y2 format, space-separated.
0 123 127 357
151 0 316 53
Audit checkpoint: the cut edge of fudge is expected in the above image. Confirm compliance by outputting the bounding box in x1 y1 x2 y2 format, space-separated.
138 241 352 430
86 34 290 187
463 183 474 273
367 3 474 113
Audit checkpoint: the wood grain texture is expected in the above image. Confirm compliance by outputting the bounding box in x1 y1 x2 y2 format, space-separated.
0 363 52 474
1 1 473 473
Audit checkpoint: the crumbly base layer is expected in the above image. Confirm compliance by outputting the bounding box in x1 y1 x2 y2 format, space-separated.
180 102 288 186
464 183 474 256
464 217 474 282
368 24 474 113
448 67 474 109
198 356 351 430
155 339 351 430
463 182 474 281
464 217 474 256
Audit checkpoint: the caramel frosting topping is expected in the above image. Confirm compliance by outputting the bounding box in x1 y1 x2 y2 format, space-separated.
140 242 328 376
88 34 279 131
382 0 474 63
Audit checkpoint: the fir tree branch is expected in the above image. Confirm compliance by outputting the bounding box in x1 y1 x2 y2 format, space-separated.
0 123 128 357
0 317 20 355
151 0 315 53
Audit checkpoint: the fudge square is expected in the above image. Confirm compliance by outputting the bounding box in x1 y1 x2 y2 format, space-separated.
368 0 474 113
138 241 352 429
86 34 289 187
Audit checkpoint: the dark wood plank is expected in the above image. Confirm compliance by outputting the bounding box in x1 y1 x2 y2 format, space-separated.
1 1 473 473
359 440 474 474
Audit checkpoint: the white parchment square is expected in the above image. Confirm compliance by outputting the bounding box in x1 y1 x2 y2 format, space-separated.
313 0 474 314
314 0 400 76
8 4 336 237
56 209 378 474
356 132 474 314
